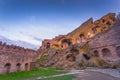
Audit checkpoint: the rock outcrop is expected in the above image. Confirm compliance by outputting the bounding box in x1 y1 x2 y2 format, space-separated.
38 13 120 69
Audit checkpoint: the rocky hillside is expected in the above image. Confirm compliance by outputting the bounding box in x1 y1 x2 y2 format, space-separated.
35 13 120 70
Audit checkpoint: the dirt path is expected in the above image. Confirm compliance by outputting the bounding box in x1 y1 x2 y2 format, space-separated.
75 71 120 80
35 71 83 80
26 69 120 80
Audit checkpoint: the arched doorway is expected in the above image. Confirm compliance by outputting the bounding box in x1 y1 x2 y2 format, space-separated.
46 42 50 49
62 39 72 48
79 34 84 38
102 48 111 57
116 46 120 57
4 63 11 74
93 50 99 57
79 33 85 42
16 63 21 71
25 63 29 70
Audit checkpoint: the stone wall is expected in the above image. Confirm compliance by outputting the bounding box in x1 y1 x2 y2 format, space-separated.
0 42 38 74
38 13 120 69
40 13 116 50
89 15 120 61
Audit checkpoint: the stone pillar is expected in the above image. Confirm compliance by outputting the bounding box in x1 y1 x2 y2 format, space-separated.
109 46 118 57
98 48 103 57
10 63 16 73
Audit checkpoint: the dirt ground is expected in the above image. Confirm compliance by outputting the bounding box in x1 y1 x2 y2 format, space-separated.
75 71 120 80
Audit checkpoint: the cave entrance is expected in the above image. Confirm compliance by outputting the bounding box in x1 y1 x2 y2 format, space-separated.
102 48 112 57
83 53 90 60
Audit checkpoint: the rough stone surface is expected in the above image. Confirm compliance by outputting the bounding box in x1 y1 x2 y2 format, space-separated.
38 13 120 69
39 13 116 50
0 42 38 74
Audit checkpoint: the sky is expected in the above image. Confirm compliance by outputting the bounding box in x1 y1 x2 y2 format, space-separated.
0 0 120 46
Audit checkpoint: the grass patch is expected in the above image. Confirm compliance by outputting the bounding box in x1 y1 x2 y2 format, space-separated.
37 57 47 62
41 75 75 80
0 67 63 80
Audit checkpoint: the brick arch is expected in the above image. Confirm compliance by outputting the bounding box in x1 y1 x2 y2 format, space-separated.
116 46 120 57
62 39 72 48
25 63 29 70
79 33 86 42
4 63 11 74
102 48 112 57
93 50 99 57
46 42 50 49
79 33 84 38
16 63 21 71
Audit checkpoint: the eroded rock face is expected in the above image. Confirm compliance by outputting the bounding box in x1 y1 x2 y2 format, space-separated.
39 13 116 50
0 42 38 74
38 13 120 69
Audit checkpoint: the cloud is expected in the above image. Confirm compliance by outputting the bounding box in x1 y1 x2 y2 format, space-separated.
0 23 67 46
33 37 43 41
0 15 77 46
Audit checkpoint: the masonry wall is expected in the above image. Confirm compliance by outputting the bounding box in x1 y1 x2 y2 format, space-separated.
89 17 120 60
0 42 38 74
40 13 116 50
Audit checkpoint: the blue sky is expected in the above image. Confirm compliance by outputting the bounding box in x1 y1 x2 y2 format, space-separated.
0 0 120 46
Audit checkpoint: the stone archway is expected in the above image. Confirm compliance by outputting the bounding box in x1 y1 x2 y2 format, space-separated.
62 39 72 48
46 42 50 49
79 33 84 38
16 63 21 71
116 46 120 57
102 48 112 57
93 50 99 57
25 63 29 70
79 33 85 42
4 63 11 74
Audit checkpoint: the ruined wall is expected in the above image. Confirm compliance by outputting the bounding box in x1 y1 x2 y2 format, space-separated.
39 35 65 50
89 15 120 60
38 13 120 69
40 13 116 50
0 42 38 74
